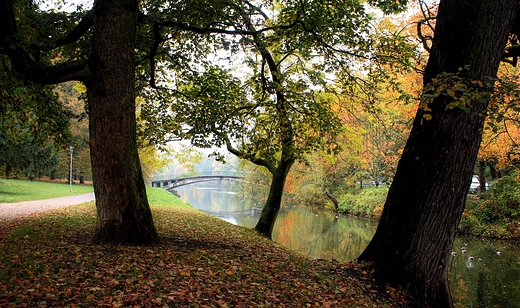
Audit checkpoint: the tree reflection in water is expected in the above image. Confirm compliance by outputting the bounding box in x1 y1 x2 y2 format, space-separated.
175 183 520 308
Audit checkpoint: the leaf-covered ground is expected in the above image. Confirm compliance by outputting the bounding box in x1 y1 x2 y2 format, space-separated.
0 203 409 307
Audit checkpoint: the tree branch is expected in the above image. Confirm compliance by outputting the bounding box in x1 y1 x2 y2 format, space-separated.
0 0 91 84
224 136 276 173
139 11 302 38
149 22 165 88
417 17 435 53
54 10 94 48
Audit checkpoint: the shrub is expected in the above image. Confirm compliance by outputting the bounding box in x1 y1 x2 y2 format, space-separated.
338 187 388 218
334 178 520 240
459 174 520 239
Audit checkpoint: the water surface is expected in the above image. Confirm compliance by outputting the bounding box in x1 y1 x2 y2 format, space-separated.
175 183 520 308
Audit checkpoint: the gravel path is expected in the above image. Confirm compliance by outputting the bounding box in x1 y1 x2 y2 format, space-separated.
0 192 95 219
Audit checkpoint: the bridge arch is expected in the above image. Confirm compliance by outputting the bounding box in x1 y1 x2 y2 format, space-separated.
151 175 245 191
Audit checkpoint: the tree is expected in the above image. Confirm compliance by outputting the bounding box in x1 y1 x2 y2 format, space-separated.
147 0 411 239
52 83 92 182
138 142 172 182
0 0 408 242
0 130 60 180
357 1 520 306
0 54 71 179
0 0 159 244
52 82 170 184
351 90 416 187
479 65 520 177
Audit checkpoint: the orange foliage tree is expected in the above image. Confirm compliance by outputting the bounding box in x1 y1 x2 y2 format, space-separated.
479 65 520 177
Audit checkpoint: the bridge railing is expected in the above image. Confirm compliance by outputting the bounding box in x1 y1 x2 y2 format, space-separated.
150 173 246 189
152 171 247 181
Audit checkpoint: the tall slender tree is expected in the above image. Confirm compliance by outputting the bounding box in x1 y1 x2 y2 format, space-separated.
358 0 520 306
145 0 412 239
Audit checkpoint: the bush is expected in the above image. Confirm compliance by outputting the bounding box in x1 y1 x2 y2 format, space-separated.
334 178 520 240
459 174 520 239
338 187 388 218
458 208 486 236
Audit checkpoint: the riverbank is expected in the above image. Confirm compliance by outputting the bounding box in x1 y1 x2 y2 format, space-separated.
337 185 520 241
0 198 409 306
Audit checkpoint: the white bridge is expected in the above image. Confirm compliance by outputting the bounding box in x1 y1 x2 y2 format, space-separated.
151 175 245 191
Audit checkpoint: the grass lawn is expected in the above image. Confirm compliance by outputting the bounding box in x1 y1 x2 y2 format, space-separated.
0 183 409 307
0 179 94 203
145 186 192 209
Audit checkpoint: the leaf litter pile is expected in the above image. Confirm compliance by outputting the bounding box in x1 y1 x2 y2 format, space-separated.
0 203 409 307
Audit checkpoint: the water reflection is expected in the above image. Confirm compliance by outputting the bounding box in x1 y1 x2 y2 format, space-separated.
174 184 520 308
176 184 376 262
449 237 520 308
274 211 376 262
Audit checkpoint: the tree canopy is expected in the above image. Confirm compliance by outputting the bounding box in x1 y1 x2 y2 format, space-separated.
134 0 414 238
0 0 408 242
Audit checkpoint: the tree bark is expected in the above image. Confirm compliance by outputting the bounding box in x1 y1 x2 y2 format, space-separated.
1 0 159 244
324 191 339 213
87 0 159 245
478 160 487 192
357 1 519 307
487 160 500 179
254 158 294 239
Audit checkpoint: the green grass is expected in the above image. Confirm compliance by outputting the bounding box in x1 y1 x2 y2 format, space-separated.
0 179 189 208
0 179 94 203
146 186 192 208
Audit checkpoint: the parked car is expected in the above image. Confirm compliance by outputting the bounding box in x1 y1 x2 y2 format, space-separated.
469 175 489 193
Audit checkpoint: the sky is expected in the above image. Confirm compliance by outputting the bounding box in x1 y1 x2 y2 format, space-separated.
38 0 93 12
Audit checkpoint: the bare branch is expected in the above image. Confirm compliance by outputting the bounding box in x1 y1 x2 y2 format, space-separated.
417 17 435 53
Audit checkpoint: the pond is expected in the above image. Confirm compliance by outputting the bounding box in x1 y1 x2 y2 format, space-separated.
174 183 520 308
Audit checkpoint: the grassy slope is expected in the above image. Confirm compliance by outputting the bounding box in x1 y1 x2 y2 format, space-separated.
0 179 94 203
0 182 408 307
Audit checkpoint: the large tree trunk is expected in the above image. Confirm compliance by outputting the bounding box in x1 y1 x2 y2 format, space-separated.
357 1 519 306
87 0 159 245
254 158 294 239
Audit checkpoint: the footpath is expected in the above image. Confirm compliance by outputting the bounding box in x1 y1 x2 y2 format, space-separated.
0 193 95 240
0 192 95 219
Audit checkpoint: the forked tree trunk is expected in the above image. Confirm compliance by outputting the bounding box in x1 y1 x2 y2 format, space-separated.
86 0 159 245
254 158 294 239
357 1 519 306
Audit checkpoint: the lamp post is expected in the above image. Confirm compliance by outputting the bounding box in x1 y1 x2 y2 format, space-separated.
69 146 74 192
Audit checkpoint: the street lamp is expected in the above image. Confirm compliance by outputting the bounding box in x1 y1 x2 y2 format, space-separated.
69 146 74 192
